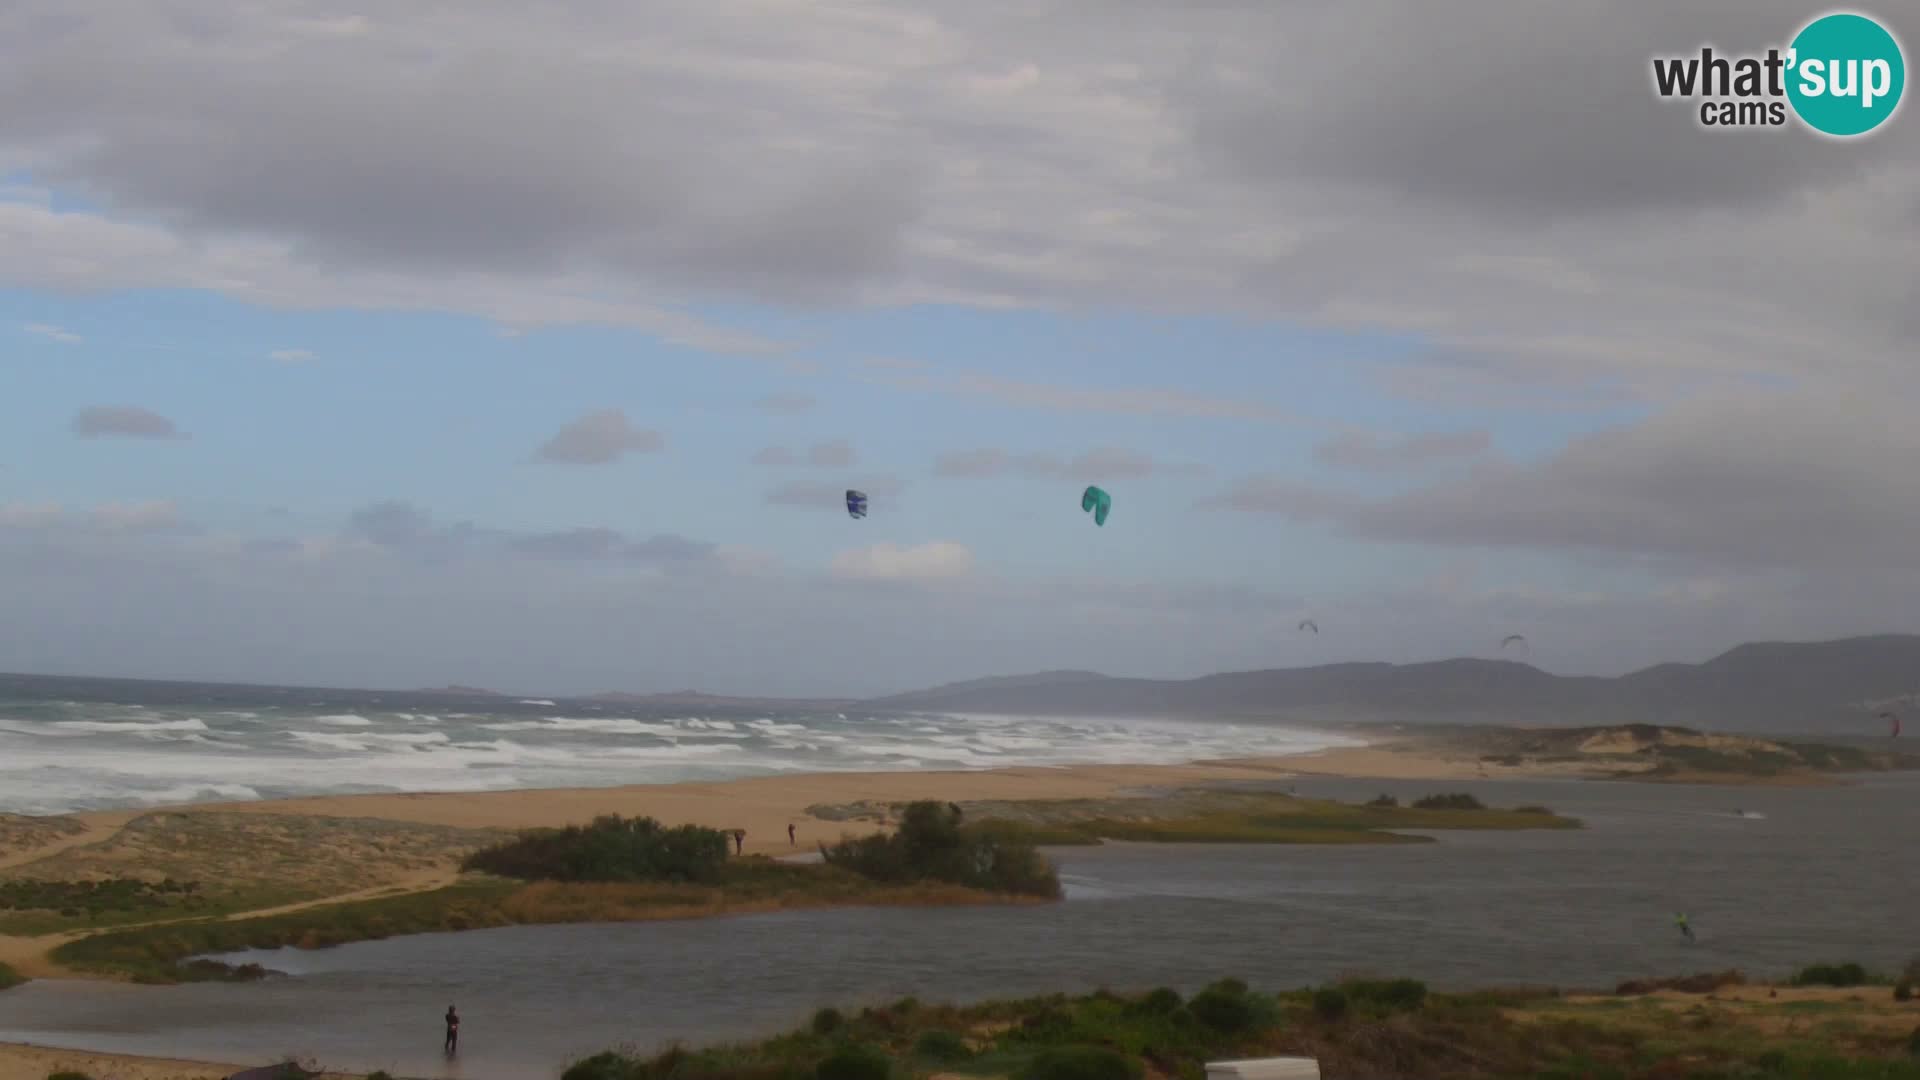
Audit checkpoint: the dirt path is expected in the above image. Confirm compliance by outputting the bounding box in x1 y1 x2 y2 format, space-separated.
0 865 464 981
0 810 139 871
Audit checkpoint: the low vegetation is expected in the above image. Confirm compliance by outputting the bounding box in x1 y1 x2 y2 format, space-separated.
51 804 1062 983
825 789 1579 848
0 811 503 935
555 965 1920 1080
462 814 732 884
1459 722 1920 782
821 801 1061 898
0 959 23 990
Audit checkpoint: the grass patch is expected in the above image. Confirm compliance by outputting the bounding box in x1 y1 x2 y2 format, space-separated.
0 959 24 990
549 969 1920 1080
1794 962 1875 988
963 790 1578 846
0 811 502 935
49 856 1057 983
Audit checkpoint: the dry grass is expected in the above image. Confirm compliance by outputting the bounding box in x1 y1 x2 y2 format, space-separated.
0 814 89 864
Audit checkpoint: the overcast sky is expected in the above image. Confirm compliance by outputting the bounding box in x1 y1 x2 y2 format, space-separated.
2 1 1915 697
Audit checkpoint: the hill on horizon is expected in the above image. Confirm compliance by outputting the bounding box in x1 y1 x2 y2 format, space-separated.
856 634 1920 737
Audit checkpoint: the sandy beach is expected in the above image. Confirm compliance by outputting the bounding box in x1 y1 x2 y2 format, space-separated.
62 743 1517 856
0 1041 244 1080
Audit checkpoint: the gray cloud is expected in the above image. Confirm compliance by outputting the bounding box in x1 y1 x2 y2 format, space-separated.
532 409 664 465
344 500 717 572
1183 1 1900 219
935 446 1205 481
17 499 1920 695
0 500 187 535
71 406 187 440
767 475 906 510
756 392 818 415
509 528 716 564
1314 430 1492 471
2 0 1912 409
753 440 857 468
1207 385 1920 573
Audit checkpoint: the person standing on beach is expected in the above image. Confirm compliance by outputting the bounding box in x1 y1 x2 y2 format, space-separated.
788 823 796 846
733 829 744 854
445 1005 460 1054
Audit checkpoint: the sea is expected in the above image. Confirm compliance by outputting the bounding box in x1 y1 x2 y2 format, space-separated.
0 675 1358 816
1 677 1915 1078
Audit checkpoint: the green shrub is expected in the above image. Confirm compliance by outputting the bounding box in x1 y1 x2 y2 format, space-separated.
562 1051 639 1080
0 961 24 990
1188 987 1257 1033
820 801 1061 898
1896 980 1913 1002
1909 1026 1920 1058
1135 987 1183 1015
912 1029 971 1062
1412 793 1485 810
366 1073 397 1080
1366 794 1398 807
462 814 731 884
1018 1046 1143 1080
1792 962 1869 988
1312 987 1349 1022
811 1008 846 1036
816 1043 891 1080
1342 977 1428 1013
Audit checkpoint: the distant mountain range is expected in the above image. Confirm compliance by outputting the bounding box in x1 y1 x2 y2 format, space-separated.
7 634 1920 736
852 635 1920 736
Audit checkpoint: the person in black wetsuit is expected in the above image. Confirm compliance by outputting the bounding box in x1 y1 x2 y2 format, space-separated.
788 823 796 846
445 1005 460 1054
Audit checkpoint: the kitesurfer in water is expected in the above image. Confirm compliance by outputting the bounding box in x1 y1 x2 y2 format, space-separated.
1675 913 1694 942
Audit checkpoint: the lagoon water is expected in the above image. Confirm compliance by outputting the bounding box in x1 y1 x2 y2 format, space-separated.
3 773 1915 1079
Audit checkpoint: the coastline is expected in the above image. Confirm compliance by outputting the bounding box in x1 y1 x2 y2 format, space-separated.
0 1041 245 1080
0 734 1897 987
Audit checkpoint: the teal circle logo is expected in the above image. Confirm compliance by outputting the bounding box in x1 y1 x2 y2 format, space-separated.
1786 12 1905 137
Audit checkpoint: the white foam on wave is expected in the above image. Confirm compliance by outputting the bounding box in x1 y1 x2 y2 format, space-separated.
0 700 1362 815
518 699 557 706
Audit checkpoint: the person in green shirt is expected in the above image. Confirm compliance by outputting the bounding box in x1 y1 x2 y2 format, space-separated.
1675 913 1694 941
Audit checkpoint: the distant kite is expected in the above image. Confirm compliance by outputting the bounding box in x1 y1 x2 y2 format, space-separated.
1501 634 1528 651
845 490 868 519
1299 619 1318 634
1081 485 1111 527
1880 710 1901 738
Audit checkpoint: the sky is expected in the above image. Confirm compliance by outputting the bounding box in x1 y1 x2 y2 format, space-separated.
1 0 1916 697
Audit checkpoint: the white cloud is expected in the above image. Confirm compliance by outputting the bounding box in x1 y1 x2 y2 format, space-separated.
831 540 975 582
269 348 315 363
24 322 80 343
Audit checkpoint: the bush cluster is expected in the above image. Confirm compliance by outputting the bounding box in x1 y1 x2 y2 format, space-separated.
462 815 731 884
820 802 1061 898
1411 793 1485 811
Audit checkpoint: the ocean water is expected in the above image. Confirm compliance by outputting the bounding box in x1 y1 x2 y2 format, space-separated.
0 678 1358 815
2 774 1915 1079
